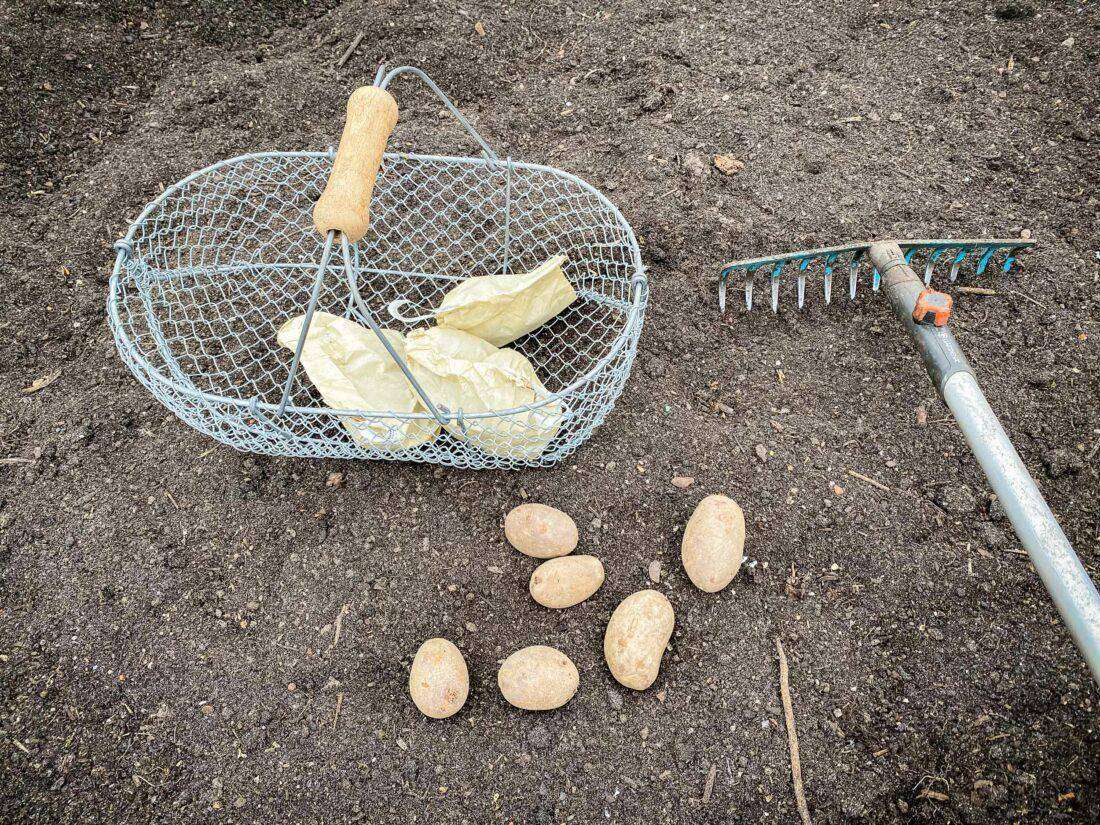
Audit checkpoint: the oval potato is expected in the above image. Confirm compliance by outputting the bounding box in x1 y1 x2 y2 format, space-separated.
408 638 469 719
504 503 578 558
681 494 745 593
497 645 579 710
604 589 675 690
529 555 605 608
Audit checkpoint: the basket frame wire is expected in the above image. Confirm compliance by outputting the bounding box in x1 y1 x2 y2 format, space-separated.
107 67 648 468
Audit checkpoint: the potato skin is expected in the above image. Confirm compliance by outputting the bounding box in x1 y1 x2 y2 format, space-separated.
604 590 675 691
504 503 578 558
497 645 579 710
529 555 605 608
409 638 469 719
681 494 745 593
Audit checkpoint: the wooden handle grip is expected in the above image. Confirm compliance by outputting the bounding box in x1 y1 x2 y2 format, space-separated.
313 86 399 243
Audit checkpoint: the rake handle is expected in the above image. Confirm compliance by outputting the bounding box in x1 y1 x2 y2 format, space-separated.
313 86 399 243
869 240 1100 688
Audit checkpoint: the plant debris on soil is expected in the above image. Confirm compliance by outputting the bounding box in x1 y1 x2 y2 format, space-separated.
2 0 1099 822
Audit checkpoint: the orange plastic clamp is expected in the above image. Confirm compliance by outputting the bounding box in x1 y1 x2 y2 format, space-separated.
912 289 953 326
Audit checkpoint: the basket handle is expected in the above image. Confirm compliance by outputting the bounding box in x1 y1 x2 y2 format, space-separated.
313 86 398 243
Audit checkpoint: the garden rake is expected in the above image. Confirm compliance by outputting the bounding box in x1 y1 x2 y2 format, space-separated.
720 239 1100 687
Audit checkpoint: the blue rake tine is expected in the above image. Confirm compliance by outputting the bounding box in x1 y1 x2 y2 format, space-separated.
975 245 997 277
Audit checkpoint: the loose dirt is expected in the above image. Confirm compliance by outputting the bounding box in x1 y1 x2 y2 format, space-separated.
2 1 1098 822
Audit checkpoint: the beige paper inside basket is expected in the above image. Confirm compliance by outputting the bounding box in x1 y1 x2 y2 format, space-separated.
277 312 440 451
435 255 576 347
405 327 563 460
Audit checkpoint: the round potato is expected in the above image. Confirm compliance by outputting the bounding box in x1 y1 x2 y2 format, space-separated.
504 503 578 558
681 494 745 593
408 638 469 719
529 555 605 608
604 589 675 690
497 645 579 710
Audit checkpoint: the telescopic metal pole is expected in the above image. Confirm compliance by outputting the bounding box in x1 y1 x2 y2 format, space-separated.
869 241 1100 687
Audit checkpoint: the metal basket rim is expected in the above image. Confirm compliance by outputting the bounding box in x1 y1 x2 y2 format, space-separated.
107 149 648 423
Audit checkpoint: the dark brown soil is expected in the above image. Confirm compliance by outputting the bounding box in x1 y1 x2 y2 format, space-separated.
2 1 1099 822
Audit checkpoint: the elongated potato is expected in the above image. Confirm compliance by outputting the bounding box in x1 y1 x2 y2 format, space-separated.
504 503 578 558
604 590 674 690
497 645 579 710
681 494 745 593
529 555 605 608
408 638 469 719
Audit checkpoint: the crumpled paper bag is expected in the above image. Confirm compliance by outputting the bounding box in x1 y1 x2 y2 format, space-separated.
277 311 440 451
405 327 563 460
435 254 576 347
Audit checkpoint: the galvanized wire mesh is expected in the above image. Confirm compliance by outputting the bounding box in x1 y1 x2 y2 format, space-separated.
108 150 647 468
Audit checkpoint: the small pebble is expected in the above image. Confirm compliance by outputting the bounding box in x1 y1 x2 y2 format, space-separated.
648 559 663 583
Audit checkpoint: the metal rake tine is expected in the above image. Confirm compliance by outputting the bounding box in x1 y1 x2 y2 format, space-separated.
770 261 783 313
849 249 866 300
823 252 838 305
925 246 947 285
797 258 809 309
745 271 755 311
949 249 965 282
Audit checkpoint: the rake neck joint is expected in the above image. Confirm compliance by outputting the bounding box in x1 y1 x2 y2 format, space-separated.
869 241 972 396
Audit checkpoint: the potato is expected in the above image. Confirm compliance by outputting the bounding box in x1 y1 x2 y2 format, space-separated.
604 589 675 690
497 645 579 710
408 638 469 719
529 555 605 608
681 494 745 593
504 503 578 558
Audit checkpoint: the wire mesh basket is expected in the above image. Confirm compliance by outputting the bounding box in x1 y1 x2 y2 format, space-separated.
107 66 647 469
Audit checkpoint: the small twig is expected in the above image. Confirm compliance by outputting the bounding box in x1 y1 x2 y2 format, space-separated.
1011 290 1046 310
702 763 716 804
332 691 344 730
955 286 999 296
0 457 34 465
776 638 812 825
336 32 365 68
329 604 349 652
846 469 890 492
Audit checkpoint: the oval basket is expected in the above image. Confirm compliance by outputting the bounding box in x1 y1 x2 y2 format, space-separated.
107 68 647 469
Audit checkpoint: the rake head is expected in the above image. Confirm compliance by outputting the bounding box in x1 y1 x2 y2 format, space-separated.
718 238 1036 313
